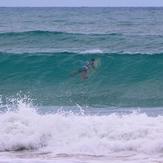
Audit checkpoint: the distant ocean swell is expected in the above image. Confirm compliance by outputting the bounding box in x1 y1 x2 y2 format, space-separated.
0 30 123 36
0 30 122 43
0 52 163 107
1 30 163 54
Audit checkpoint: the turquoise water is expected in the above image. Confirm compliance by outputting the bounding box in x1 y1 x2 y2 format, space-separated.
0 7 163 107
1 52 163 107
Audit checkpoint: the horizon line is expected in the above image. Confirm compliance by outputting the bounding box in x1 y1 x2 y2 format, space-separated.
0 6 163 8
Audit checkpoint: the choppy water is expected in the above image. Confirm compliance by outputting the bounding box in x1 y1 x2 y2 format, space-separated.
0 7 163 163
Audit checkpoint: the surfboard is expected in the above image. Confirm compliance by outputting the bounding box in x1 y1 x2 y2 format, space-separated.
89 58 101 77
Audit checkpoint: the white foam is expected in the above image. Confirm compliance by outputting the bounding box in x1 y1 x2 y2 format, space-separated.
1 101 163 162
80 49 103 54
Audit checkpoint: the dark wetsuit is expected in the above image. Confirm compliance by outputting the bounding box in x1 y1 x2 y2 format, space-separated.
79 65 89 72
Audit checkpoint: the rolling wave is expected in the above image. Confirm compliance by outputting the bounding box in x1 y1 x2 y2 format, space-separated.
0 30 126 54
1 30 163 54
0 30 123 37
1 30 123 35
0 52 163 106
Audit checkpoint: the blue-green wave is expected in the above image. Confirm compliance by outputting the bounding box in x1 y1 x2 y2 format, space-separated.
0 30 122 36
1 30 163 54
0 52 163 107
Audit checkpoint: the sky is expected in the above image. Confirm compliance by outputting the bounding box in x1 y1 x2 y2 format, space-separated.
0 0 163 7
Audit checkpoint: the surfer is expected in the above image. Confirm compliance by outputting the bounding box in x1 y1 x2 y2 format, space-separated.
71 58 96 80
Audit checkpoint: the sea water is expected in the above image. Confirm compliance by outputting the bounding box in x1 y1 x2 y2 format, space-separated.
0 7 163 163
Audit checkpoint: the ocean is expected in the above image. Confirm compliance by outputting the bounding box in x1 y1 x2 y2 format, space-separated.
0 7 163 163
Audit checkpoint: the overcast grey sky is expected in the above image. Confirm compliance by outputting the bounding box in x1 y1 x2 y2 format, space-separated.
0 0 163 7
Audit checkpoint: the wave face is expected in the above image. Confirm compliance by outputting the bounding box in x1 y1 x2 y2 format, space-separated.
0 52 163 107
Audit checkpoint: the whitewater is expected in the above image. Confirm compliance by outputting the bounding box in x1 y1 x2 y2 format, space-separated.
1 100 163 163
1 7 163 163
